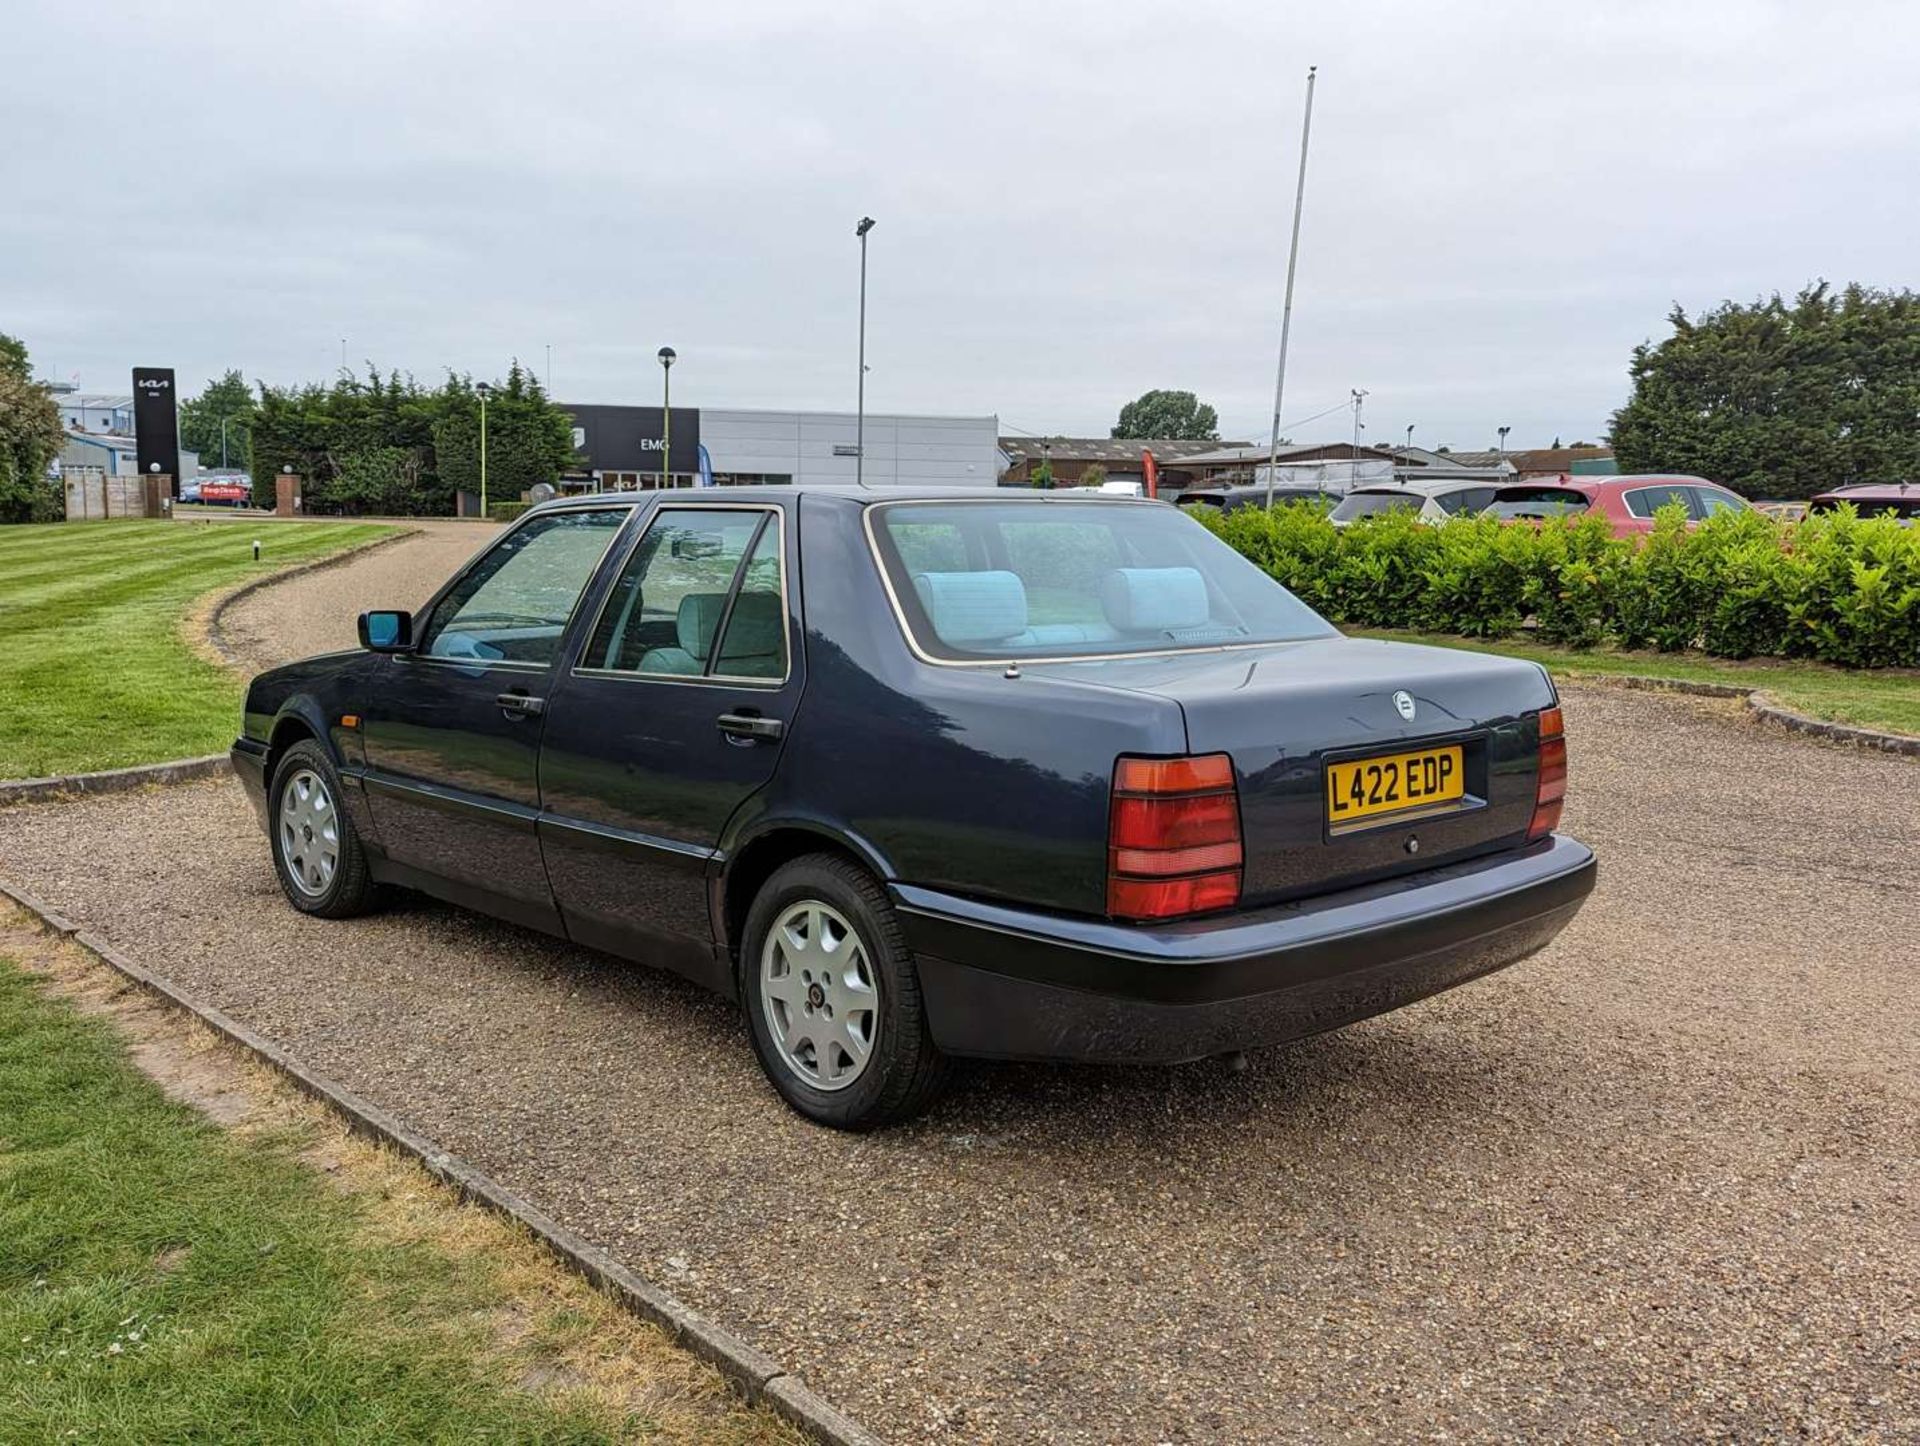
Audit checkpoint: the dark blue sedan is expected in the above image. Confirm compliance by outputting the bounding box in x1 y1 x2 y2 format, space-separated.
233 488 1595 1129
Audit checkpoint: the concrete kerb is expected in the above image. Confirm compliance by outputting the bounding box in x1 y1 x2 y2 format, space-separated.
1578 672 1920 757
0 876 881 1446
0 754 233 808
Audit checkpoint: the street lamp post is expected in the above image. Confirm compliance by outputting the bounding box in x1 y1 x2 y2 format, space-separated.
658 347 676 489
1404 423 1414 480
855 216 875 486
476 381 492 517
1497 424 1511 459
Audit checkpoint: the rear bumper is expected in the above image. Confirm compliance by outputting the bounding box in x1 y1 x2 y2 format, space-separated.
893 834 1596 1064
231 737 270 828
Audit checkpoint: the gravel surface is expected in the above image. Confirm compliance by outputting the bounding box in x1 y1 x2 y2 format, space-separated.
2 682 1913 1442
217 520 498 673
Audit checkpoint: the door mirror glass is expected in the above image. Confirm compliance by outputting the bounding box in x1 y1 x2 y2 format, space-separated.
358 610 413 652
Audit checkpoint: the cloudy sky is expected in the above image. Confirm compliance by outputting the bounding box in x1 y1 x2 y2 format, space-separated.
4 0 1914 450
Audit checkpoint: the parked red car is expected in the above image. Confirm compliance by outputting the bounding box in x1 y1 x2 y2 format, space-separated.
1485 475 1750 535
198 480 253 506
1805 483 1919 524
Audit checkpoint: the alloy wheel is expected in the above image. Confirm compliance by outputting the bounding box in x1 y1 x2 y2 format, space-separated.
278 768 339 897
759 899 879 1092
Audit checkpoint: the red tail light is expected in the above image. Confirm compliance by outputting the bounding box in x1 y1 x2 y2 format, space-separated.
1108 753 1242 920
1528 706 1566 842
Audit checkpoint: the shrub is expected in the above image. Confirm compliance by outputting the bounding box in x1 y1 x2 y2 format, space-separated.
486 500 532 523
1198 500 1920 669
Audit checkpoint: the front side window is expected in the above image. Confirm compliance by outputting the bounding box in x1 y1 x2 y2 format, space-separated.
870 499 1335 663
417 508 628 666
1694 488 1748 516
582 507 787 679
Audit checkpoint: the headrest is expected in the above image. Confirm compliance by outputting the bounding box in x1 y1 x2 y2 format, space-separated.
911 570 1028 644
1100 567 1209 632
676 592 730 658
716 590 784 667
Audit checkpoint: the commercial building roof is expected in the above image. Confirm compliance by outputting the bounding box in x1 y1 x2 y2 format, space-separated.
998 437 1251 466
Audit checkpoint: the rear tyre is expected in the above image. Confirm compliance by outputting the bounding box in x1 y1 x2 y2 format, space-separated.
269 739 377 919
740 853 951 1130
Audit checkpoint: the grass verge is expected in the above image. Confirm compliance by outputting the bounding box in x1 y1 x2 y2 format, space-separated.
0 519 396 778
1355 628 1920 737
0 916 800 1444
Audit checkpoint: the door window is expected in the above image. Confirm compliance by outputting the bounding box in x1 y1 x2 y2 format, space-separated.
416 508 628 666
1693 488 1747 516
582 507 787 680
1625 486 1693 519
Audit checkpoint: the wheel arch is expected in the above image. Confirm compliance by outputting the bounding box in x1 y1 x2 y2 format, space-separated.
265 697 336 783
717 820 894 960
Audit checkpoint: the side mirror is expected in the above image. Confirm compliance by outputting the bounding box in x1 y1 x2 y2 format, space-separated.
358 610 413 652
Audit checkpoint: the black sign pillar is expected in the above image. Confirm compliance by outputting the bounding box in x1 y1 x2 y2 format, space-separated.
133 367 182 497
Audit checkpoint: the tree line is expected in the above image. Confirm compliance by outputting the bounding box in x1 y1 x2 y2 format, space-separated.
238 362 574 515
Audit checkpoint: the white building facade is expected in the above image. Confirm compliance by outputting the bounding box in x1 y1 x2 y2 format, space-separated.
561 404 1000 490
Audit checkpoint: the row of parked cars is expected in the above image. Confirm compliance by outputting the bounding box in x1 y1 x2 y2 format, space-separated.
1178 475 1918 533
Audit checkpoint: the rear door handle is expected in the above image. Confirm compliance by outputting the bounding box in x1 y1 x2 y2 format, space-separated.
496 691 547 719
717 712 784 742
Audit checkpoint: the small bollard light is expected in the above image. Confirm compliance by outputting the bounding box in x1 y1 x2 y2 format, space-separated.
252 540 261 561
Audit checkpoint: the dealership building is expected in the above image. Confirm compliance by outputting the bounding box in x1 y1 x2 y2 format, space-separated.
559 405 1001 490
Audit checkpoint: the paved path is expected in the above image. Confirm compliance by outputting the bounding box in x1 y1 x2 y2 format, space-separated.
218 519 499 673
3 676 1913 1443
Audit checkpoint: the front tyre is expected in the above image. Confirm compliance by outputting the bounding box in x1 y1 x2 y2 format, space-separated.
269 739 377 919
741 853 950 1130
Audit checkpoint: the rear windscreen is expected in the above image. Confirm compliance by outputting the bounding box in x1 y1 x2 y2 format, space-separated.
869 499 1337 662
1488 489 1591 518
1329 492 1420 521
1808 496 1920 520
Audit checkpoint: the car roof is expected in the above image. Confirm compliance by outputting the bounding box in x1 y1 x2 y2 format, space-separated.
527 484 1121 515
1346 479 1486 497
1811 482 1915 500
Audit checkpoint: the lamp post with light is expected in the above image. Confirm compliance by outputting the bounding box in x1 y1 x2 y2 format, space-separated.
475 382 493 517
658 347 676 489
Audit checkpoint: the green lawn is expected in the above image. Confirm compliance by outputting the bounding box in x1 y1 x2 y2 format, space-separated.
0 520 395 778
1355 628 1920 737
0 945 796 1443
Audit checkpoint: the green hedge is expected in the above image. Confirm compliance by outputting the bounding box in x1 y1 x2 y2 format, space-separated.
1204 502 1920 669
486 500 532 523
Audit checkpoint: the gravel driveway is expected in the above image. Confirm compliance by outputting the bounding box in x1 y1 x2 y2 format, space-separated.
2 679 1913 1442
217 520 498 673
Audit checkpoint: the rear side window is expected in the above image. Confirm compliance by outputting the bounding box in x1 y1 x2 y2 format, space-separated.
582 507 787 680
1433 487 1497 515
1625 486 1694 518
418 508 628 666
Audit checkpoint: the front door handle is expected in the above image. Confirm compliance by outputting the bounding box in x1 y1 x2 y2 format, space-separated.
496 691 547 720
717 712 785 742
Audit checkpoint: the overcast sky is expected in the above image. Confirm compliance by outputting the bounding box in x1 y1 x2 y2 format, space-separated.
5 0 1915 450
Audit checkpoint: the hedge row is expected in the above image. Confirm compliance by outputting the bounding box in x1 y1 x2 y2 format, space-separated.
1203 502 1920 669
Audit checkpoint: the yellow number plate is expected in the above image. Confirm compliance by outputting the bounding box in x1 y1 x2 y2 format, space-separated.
1326 745 1465 831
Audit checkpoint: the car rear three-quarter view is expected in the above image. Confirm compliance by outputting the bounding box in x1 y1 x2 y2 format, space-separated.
232 488 1595 1130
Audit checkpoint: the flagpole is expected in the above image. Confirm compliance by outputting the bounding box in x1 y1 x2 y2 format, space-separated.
1267 65 1317 508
